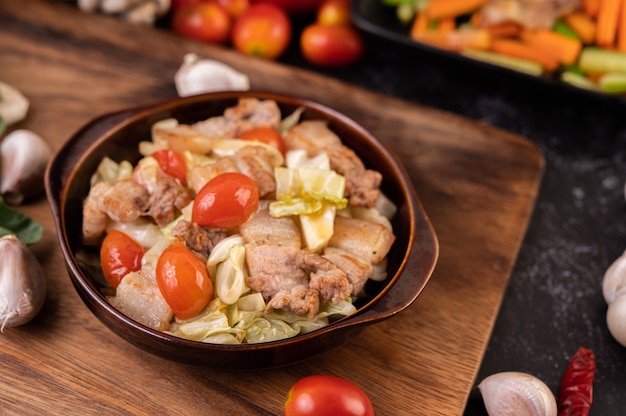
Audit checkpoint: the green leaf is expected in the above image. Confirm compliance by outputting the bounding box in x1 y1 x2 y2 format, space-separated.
0 197 44 244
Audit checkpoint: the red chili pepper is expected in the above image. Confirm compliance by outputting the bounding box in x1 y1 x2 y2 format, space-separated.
557 347 596 416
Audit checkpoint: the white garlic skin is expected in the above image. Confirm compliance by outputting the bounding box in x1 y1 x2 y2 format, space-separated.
0 129 53 205
175 53 250 97
478 371 557 416
607 295 626 347
0 81 29 126
0 235 47 331
603 250 626 304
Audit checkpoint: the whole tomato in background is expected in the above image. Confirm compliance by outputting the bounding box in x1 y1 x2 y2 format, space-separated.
284 375 375 416
171 2 232 44
316 0 351 26
216 0 249 17
231 3 291 60
251 0 323 14
301 24 363 67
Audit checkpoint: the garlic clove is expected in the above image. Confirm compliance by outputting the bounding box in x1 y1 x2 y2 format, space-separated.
0 129 53 205
478 371 557 416
607 295 626 346
603 249 626 304
174 53 250 97
0 81 29 127
0 234 46 331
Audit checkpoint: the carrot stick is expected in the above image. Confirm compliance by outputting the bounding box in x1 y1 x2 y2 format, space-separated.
582 0 601 18
489 38 559 72
596 0 622 47
484 21 522 38
618 0 626 52
425 0 489 20
410 12 430 38
412 29 491 52
520 28 582 65
563 11 596 44
438 17 456 33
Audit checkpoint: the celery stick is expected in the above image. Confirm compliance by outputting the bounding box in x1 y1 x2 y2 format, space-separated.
599 73 626 94
561 71 599 91
462 50 543 76
579 47 626 74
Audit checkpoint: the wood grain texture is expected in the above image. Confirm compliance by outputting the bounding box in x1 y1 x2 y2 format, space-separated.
0 1 544 414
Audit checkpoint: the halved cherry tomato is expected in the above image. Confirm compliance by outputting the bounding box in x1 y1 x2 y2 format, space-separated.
151 149 187 186
300 23 364 67
237 127 286 156
156 242 213 320
100 229 144 289
172 2 232 45
231 3 292 60
251 0 323 13
317 0 351 26
192 172 259 228
284 375 375 416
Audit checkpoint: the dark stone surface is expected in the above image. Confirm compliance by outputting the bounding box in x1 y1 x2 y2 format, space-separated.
281 13 626 415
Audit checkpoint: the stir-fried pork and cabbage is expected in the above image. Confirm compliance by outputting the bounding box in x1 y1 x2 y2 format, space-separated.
81 98 396 344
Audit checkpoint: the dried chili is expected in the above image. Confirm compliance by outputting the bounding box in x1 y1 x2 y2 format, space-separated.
557 347 596 416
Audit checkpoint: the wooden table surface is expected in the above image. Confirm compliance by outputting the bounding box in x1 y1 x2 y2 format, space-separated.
0 1 544 414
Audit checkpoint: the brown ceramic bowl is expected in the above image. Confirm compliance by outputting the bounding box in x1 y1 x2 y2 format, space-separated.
45 91 438 370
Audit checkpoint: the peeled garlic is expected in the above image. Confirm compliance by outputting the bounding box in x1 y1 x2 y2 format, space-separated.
174 53 250 97
0 129 53 205
0 81 29 127
0 235 47 331
478 371 557 416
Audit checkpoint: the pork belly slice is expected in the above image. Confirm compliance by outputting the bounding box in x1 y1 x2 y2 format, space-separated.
244 244 309 298
240 201 301 247
265 287 320 319
322 247 373 296
296 250 352 304
108 270 173 331
328 216 395 264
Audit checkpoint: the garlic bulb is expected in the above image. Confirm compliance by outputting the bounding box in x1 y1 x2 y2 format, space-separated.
0 235 47 331
0 81 29 127
0 129 53 205
174 53 250 97
478 371 557 416
602 250 626 346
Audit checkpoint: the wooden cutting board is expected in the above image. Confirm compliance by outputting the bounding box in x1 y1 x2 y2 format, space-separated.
0 1 544 415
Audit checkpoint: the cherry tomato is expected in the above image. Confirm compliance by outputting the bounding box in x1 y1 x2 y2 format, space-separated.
300 23 364 67
317 0 351 26
171 0 204 11
284 375 375 416
217 0 249 17
156 242 213 320
172 2 232 45
151 149 187 186
251 0 323 13
100 229 144 289
231 3 291 60
237 127 286 156
192 172 259 228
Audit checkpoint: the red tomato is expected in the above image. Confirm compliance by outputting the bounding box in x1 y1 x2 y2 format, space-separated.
151 149 187 186
171 0 204 10
237 127 286 156
284 375 375 416
317 0 351 26
251 0 323 13
172 2 232 44
217 0 249 17
100 229 144 289
192 172 259 228
231 3 292 60
301 24 364 67
156 242 213 320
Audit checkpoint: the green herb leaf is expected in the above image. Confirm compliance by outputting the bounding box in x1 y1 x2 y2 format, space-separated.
0 197 44 244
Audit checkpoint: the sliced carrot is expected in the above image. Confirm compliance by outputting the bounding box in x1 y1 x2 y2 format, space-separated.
520 28 582 65
469 11 482 27
563 11 597 44
438 17 456 33
489 38 559 72
596 0 622 47
618 0 626 52
582 0 601 18
412 29 491 52
425 0 489 20
410 12 430 38
484 21 522 38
